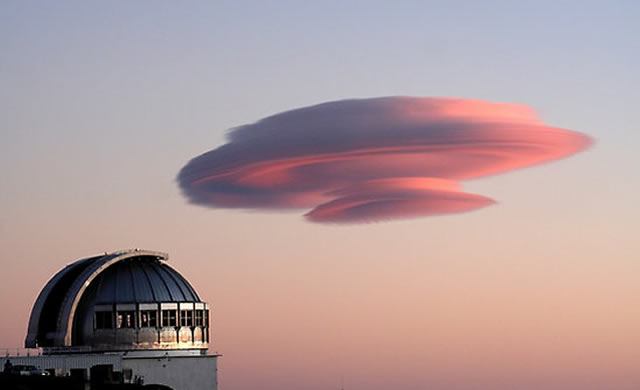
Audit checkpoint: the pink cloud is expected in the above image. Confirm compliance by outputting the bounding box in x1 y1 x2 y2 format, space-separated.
178 97 591 223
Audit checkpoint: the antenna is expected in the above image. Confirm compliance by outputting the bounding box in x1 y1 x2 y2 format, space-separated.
340 374 344 390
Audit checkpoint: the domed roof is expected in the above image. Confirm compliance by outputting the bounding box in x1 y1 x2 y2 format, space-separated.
25 250 209 352
88 257 200 304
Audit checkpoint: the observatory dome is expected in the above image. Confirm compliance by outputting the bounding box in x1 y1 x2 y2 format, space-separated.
25 249 210 353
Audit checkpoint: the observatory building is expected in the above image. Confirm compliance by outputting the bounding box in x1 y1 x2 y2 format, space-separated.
1 249 218 390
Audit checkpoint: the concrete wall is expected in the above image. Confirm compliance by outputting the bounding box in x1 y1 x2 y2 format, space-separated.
123 355 218 390
0 354 122 374
1 354 218 390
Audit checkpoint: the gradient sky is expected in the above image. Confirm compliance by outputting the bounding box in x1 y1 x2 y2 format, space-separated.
1 1 639 389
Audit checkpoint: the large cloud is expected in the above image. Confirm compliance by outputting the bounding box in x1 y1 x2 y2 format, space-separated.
178 97 591 223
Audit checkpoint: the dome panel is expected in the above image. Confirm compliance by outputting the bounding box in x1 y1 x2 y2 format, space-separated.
129 261 156 302
163 266 201 302
87 257 202 304
153 265 184 301
113 261 134 302
142 261 175 301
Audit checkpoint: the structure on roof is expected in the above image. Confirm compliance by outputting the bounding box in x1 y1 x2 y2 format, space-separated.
2 249 219 390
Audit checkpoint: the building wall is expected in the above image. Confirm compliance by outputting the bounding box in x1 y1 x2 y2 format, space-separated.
122 354 218 390
0 354 122 374
1 354 218 390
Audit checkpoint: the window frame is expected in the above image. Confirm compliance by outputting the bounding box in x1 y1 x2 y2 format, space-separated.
140 310 158 328
117 311 136 329
180 310 194 327
194 310 203 327
94 311 113 329
162 309 177 327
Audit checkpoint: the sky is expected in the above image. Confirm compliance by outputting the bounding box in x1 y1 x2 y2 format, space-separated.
1 1 639 389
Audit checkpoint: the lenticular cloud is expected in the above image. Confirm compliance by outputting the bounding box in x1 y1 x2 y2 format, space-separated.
178 97 591 223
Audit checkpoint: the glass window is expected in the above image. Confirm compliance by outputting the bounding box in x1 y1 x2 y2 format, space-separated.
180 310 193 327
195 310 203 326
117 311 135 328
204 310 209 327
140 310 158 328
162 309 177 327
95 311 113 329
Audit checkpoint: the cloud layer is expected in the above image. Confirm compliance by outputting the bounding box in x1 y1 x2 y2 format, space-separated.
178 97 591 223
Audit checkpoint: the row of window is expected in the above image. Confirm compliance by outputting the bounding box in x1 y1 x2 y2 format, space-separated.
95 309 209 329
